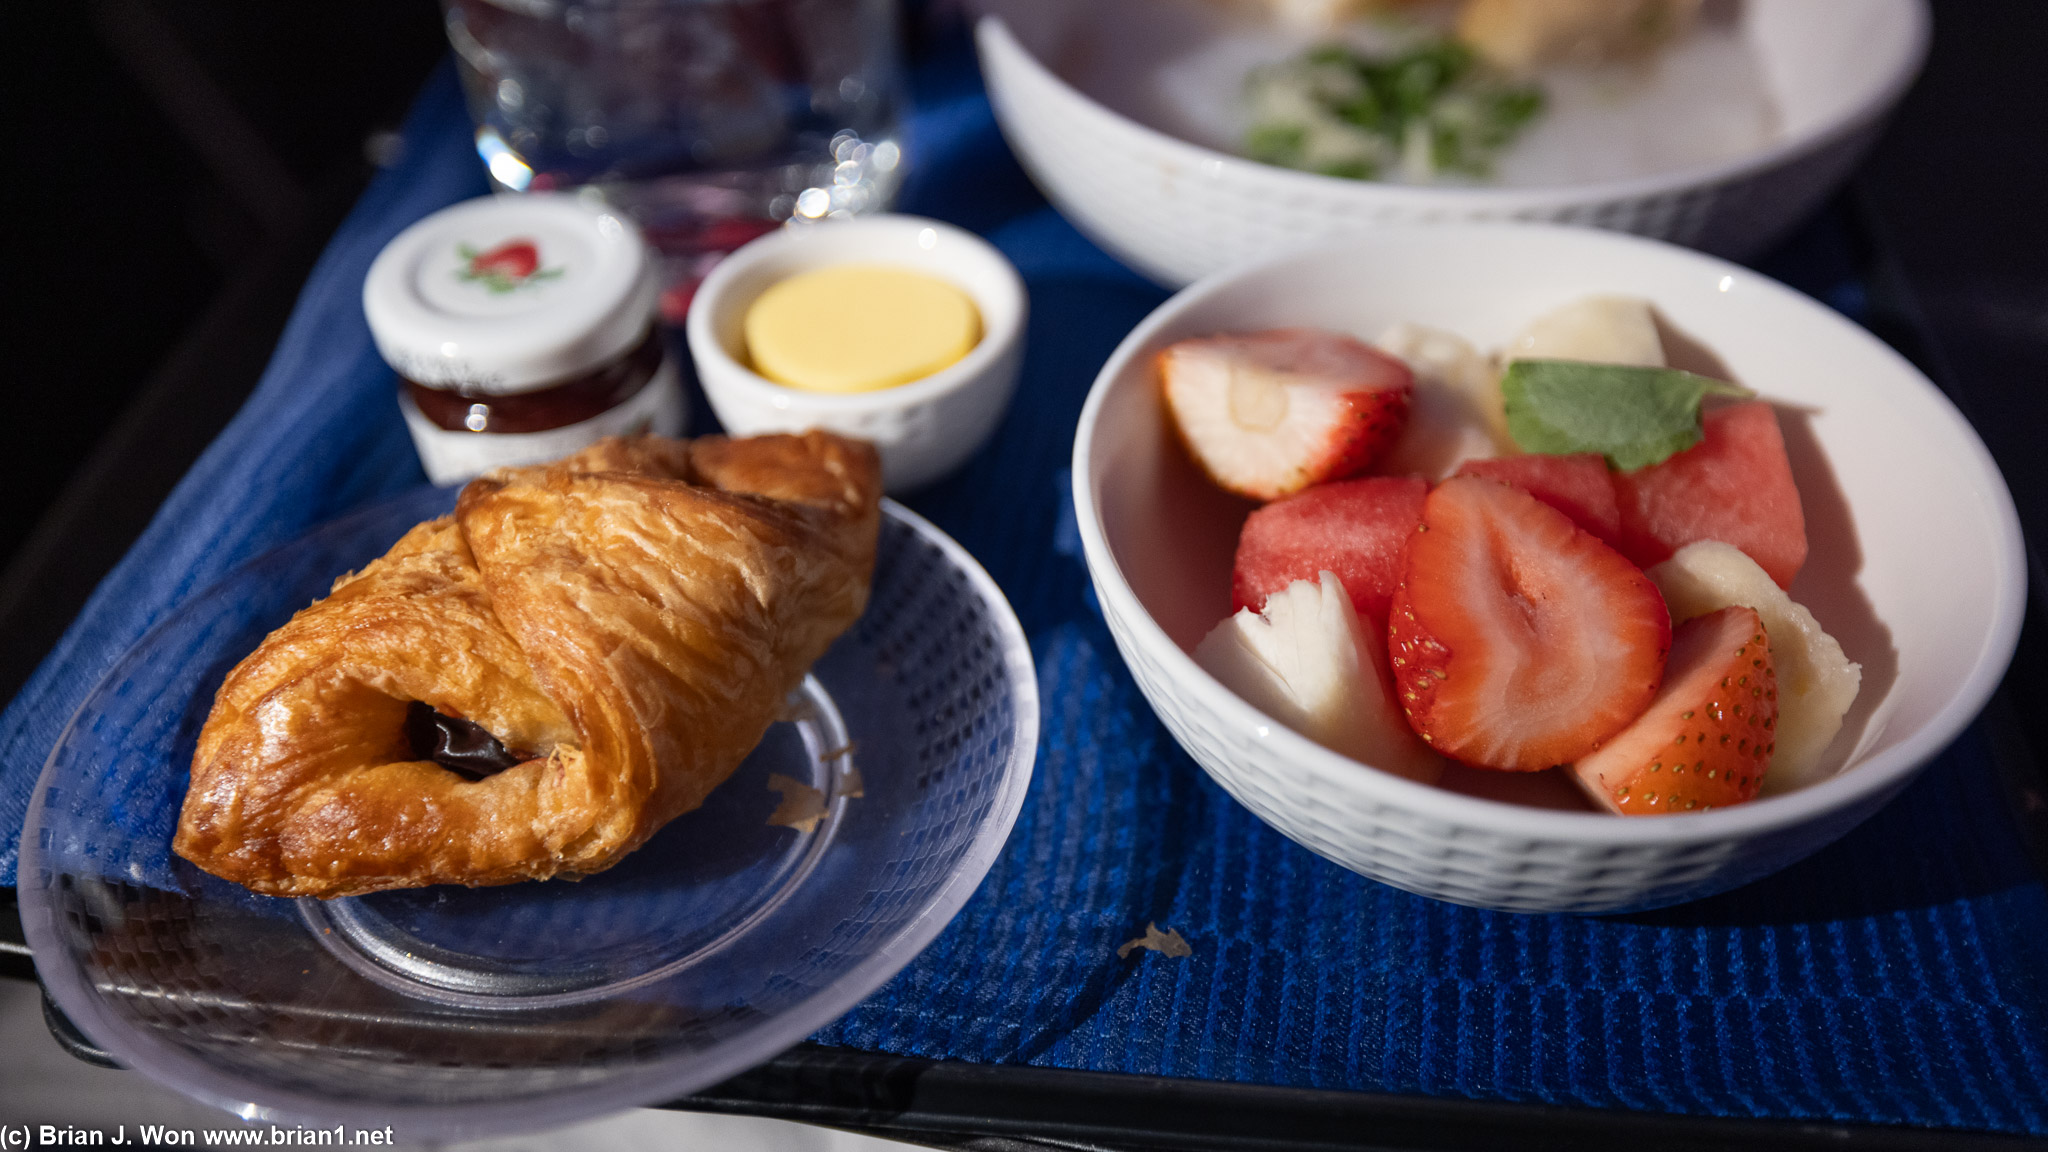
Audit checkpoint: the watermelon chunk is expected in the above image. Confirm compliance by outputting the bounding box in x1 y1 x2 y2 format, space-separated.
1232 475 1428 629
1455 453 1621 548
1612 401 1807 589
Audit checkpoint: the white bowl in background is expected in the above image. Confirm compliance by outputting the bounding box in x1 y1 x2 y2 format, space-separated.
1072 223 2023 913
687 215 1028 492
976 0 1929 287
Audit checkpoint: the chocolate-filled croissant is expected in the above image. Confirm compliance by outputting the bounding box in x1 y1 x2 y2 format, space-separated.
174 432 882 898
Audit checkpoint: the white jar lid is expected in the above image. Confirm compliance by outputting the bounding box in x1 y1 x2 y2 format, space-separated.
363 192 658 394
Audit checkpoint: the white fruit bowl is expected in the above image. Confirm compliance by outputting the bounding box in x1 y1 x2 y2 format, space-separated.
1071 223 2024 913
975 0 1928 287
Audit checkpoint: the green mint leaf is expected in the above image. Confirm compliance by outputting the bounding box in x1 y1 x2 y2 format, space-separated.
1502 359 1754 472
1243 36 1541 184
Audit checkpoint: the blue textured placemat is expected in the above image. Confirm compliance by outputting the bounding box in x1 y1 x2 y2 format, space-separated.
7 24 2048 1138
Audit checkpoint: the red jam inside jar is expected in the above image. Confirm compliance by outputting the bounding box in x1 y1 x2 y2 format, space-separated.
405 327 667 434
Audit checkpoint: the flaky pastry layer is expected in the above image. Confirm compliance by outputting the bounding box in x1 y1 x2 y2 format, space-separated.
174 432 881 897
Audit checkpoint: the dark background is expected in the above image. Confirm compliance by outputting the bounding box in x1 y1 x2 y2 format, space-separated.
4 0 447 695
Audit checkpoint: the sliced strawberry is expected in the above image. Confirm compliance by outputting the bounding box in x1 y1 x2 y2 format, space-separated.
1160 328 1412 501
1232 474 1427 629
1388 476 1669 770
472 239 541 279
1454 453 1621 549
1570 606 1777 815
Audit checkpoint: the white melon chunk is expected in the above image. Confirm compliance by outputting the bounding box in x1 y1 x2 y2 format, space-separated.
1459 0 1703 72
1260 0 1375 33
1506 295 1666 368
1195 571 1442 784
1374 321 1510 479
1647 541 1862 794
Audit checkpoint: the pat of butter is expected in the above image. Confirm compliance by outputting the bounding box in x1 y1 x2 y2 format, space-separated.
744 264 981 393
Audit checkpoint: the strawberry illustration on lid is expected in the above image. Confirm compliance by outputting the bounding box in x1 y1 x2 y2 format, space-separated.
456 238 562 294
364 193 658 393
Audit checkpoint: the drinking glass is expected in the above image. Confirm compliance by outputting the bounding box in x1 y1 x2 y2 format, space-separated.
444 0 906 318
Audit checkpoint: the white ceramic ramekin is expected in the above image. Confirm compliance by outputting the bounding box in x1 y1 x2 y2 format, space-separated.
1072 222 2024 913
686 214 1028 492
976 0 1929 286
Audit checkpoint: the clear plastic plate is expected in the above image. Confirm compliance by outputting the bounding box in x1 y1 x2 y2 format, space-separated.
17 486 1037 1139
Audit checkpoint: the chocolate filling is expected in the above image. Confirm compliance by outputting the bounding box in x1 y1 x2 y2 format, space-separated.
405 701 528 780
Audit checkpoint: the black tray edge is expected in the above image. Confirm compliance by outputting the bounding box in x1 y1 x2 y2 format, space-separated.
673 1042 2047 1152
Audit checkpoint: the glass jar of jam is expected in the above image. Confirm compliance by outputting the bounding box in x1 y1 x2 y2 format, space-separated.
363 192 685 485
